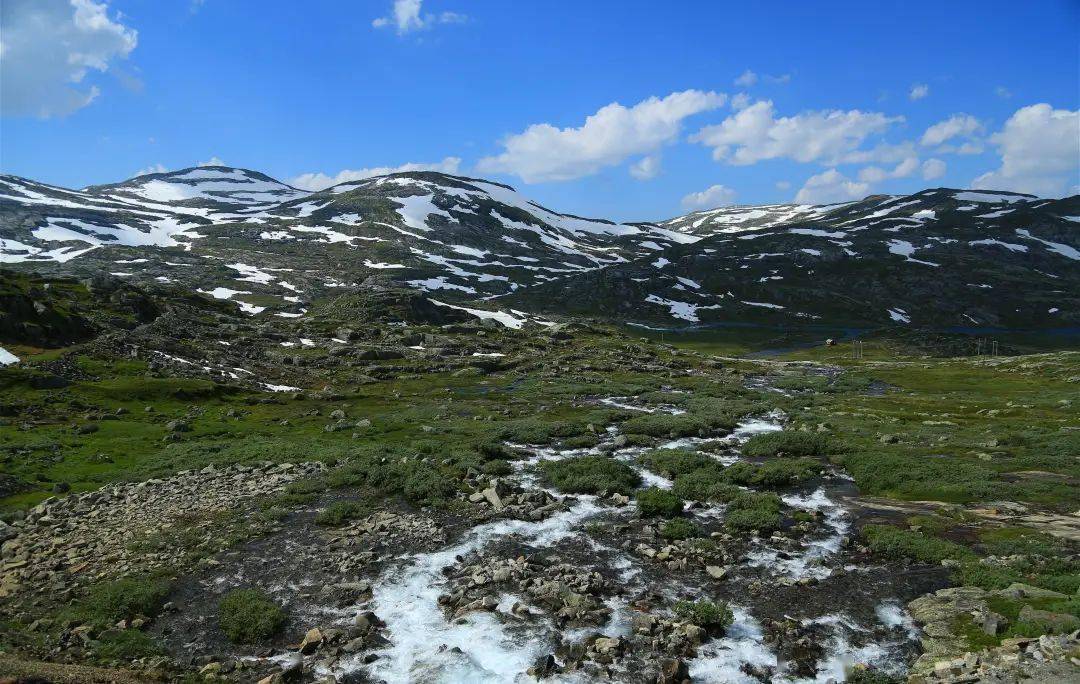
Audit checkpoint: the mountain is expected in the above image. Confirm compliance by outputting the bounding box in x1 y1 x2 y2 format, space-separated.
2 167 1077 328
509 189 1080 329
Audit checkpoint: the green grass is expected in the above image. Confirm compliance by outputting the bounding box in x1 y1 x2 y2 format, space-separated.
539 456 641 495
861 525 974 564
218 589 286 644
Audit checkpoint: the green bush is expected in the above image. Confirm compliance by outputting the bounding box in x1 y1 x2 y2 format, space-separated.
540 456 641 494
742 431 837 458
672 599 734 631
219 589 286 644
862 524 974 564
315 500 370 526
79 576 172 624
562 433 600 449
636 488 684 517
480 459 513 476
672 467 741 503
94 630 163 660
661 518 699 540
621 413 709 438
724 491 783 533
497 419 588 444
639 449 716 477
722 459 820 488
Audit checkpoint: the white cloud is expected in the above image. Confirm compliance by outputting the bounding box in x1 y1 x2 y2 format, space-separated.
920 114 982 147
730 93 751 111
734 70 758 87
372 0 466 35
922 158 947 181
857 157 918 183
909 83 930 101
0 0 137 118
289 157 462 191
198 156 225 167
477 90 725 183
133 163 168 177
690 100 902 166
775 180 791 190
629 155 661 180
972 103 1080 197
681 184 737 210
995 86 1012 99
794 169 869 204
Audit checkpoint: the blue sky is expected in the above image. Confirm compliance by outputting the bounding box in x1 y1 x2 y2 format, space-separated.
2 0 1078 221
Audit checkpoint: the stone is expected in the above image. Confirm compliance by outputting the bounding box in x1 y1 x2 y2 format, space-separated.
299 627 324 654
481 487 504 511
1018 605 1080 633
657 658 690 684
528 653 559 678
705 565 727 580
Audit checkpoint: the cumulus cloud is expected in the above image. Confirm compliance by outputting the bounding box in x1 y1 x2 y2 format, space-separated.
689 100 902 166
289 157 462 191
372 0 466 35
681 184 737 210
0 0 138 118
920 114 982 147
909 83 930 101
857 157 918 183
921 158 947 181
794 169 869 204
477 90 725 183
198 156 225 167
972 103 1079 197
629 155 661 180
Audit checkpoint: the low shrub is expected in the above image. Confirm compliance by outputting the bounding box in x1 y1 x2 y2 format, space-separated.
661 518 699 540
636 488 684 517
480 459 513 476
79 576 172 624
315 500 370 526
672 599 734 631
639 449 716 478
219 589 286 644
540 456 641 494
742 431 837 458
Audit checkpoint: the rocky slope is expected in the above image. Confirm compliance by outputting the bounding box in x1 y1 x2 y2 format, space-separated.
3 168 1077 329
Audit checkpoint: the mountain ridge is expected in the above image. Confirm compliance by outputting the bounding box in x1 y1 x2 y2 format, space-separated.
2 166 1076 329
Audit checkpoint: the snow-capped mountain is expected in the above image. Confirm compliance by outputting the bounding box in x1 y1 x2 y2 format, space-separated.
1 166 1077 328
509 189 1080 328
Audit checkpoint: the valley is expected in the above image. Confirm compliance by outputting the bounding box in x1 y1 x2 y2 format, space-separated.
0 168 1077 683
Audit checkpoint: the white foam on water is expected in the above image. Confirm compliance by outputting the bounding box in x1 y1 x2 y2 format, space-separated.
744 488 850 580
354 497 604 683
689 607 779 683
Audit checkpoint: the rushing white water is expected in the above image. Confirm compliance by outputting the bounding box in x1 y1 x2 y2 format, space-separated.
744 487 850 580
355 497 604 683
689 607 778 683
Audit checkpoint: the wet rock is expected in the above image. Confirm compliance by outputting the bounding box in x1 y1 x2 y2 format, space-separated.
299 627 324 654
528 653 560 678
656 657 690 684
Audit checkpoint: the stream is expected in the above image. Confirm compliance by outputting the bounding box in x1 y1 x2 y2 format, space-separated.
315 398 927 683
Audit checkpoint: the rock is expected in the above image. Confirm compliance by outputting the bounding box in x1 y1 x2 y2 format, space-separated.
1000 583 1067 600
330 409 347 419
528 653 559 678
879 433 899 444
166 419 190 433
354 611 382 632
657 658 690 683
481 487 504 511
1018 605 1080 633
979 609 1008 636
705 565 727 580
299 627 324 654
52 482 71 494
280 654 303 683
